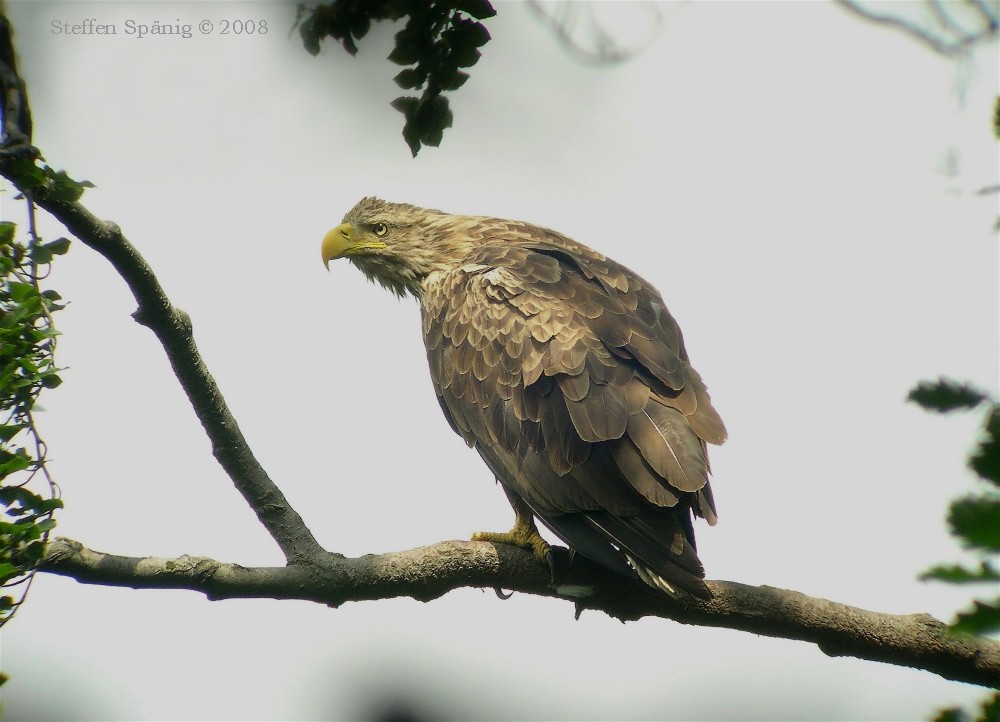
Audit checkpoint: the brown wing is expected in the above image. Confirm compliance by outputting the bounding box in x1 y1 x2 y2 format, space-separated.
422 235 726 598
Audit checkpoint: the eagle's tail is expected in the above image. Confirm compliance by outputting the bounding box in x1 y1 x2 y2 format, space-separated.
626 553 711 600
581 510 713 601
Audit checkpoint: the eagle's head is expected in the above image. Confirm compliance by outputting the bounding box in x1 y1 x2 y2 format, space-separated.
322 197 484 298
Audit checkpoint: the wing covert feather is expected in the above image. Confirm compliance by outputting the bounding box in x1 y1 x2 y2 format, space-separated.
420 234 726 598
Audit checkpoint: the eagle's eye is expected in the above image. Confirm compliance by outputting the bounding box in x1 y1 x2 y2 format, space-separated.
373 223 389 237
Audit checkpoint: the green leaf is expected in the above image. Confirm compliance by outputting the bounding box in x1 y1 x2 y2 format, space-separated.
450 44 482 68
948 496 1000 551
298 12 322 56
10 158 45 190
0 491 65 514
22 540 46 560
8 281 34 302
389 95 420 115
976 692 1000 722
0 453 32 478
951 598 1000 636
457 18 491 48
0 484 45 510
401 120 421 157
35 497 64 513
933 708 970 722
434 66 469 91
34 325 61 339
388 28 426 66
969 409 1000 485
908 378 991 413
33 518 56 534
445 17 490 68
390 96 419 116
7 520 42 540
920 561 1000 584
44 238 71 257
349 14 371 40
454 0 496 20
394 67 426 90
422 125 443 148
29 244 52 265
46 169 94 203
0 563 20 584
418 94 453 148
0 222 15 247
0 423 24 442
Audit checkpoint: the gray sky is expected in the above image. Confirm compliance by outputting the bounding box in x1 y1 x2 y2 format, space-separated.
2 1 998 720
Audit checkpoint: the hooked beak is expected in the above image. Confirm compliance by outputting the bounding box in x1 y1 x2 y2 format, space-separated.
321 223 354 270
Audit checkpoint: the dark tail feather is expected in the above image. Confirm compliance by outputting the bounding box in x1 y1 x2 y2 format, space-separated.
583 510 711 600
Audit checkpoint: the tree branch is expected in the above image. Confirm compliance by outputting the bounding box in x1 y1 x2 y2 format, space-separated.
1 15 319 562
0 9 32 155
835 0 999 56
42 536 1000 689
0 173 326 564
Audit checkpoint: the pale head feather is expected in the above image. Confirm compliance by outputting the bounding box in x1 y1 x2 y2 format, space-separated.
341 197 490 299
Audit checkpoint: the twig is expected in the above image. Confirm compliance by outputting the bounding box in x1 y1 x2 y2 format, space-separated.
968 0 1000 30
836 0 998 56
525 0 663 65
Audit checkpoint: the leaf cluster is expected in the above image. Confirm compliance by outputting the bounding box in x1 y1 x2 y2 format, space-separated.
910 379 1000 720
296 0 495 156
908 378 1000 637
0 211 69 628
932 693 1000 722
5 158 94 204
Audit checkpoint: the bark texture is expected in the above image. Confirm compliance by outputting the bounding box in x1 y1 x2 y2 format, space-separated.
42 537 1000 689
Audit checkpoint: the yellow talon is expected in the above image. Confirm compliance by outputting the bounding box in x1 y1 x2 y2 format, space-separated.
472 513 551 562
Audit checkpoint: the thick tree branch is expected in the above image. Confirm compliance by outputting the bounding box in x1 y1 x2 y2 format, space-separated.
0 10 32 155
0 171 325 564
42 536 1000 689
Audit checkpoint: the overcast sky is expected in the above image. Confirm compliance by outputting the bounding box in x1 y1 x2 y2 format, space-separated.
2 1 998 720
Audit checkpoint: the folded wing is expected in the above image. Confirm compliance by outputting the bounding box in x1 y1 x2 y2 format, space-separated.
422 232 726 599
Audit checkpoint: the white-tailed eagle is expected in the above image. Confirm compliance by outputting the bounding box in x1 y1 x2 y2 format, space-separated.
322 198 726 599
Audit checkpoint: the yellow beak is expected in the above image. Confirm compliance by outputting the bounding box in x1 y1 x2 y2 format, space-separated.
321 222 388 269
321 223 354 270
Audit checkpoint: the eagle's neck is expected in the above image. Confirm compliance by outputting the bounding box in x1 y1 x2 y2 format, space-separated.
348 255 422 299
371 215 488 299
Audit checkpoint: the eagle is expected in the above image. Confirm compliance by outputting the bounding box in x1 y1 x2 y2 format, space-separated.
322 198 727 599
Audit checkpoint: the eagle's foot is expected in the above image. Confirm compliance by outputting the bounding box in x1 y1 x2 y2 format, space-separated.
472 518 551 563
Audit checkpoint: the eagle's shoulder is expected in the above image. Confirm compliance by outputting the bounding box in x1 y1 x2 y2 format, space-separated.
422 227 725 468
